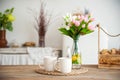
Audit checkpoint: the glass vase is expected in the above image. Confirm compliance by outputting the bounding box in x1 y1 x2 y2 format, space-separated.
71 39 82 69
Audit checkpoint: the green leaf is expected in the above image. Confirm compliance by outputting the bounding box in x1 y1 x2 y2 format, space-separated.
70 26 75 34
65 22 68 25
0 23 1 28
85 22 88 28
86 30 93 34
59 28 69 36
6 22 13 31
10 8 14 13
5 9 9 13
81 28 87 33
59 28 74 38
0 12 2 17
78 20 84 31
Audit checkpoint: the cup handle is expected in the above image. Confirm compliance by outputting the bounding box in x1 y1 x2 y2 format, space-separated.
54 60 60 72
39 64 44 70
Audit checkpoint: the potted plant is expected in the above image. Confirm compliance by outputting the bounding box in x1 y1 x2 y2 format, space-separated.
0 8 15 48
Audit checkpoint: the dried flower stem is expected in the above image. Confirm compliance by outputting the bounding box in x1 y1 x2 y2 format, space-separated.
35 0 52 47
38 0 47 47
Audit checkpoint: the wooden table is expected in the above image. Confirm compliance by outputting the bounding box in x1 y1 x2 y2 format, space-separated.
0 65 119 80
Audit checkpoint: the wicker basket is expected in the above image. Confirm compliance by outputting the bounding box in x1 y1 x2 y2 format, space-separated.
98 54 120 69
97 24 120 69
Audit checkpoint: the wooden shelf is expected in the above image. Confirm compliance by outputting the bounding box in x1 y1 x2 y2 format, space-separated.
0 48 27 54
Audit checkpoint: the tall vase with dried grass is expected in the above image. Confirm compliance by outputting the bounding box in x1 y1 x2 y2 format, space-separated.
33 0 51 47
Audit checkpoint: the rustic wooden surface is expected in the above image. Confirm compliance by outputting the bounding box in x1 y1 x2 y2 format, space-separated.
0 65 120 80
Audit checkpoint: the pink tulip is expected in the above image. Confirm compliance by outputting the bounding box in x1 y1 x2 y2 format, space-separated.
80 15 84 20
74 21 80 26
72 20 80 27
90 18 95 22
84 15 88 22
88 25 95 31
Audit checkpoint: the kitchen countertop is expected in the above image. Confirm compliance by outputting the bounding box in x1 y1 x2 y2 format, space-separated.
0 65 119 80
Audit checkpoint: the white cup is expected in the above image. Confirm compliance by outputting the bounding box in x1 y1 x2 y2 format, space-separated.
43 56 57 71
54 57 72 73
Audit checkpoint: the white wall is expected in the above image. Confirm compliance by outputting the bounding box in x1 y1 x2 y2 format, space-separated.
0 0 120 64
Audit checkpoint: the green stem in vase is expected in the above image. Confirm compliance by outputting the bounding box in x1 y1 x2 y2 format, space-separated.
73 35 80 55
74 39 78 54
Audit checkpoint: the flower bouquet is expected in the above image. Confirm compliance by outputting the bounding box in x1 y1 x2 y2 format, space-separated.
59 13 96 68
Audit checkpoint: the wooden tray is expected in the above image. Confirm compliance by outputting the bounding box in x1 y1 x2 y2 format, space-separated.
35 67 88 76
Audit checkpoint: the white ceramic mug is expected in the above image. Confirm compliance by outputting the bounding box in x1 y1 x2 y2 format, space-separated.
54 57 72 73
42 56 57 71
